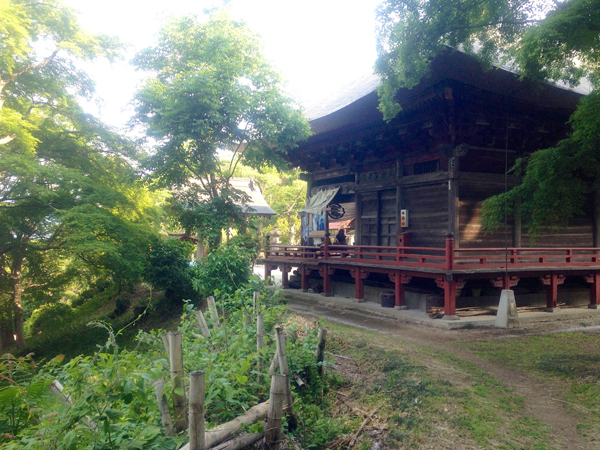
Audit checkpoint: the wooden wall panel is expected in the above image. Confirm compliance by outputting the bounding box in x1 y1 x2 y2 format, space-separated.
459 180 594 248
379 189 397 247
459 179 507 248
404 183 448 247
360 192 378 246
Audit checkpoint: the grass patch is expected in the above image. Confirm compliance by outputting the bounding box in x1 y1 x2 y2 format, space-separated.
326 324 559 449
468 332 600 443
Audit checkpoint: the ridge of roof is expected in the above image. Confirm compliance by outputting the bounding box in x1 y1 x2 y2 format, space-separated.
304 51 592 127
304 73 380 121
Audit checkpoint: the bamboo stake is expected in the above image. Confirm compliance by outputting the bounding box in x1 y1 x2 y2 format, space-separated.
195 310 211 338
253 291 260 312
257 313 264 373
266 374 287 450
268 352 279 376
167 330 188 432
243 309 251 328
189 371 206 450
274 327 294 410
161 334 170 354
48 380 71 405
207 296 221 326
154 378 175 437
316 328 327 376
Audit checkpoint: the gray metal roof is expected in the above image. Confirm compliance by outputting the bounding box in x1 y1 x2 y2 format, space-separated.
304 50 592 136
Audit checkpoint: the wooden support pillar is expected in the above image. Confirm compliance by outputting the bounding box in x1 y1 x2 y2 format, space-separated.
389 272 411 310
280 265 290 289
265 264 272 283
395 275 404 308
444 280 458 319
319 266 334 297
351 268 368 302
540 274 565 311
300 266 309 292
584 273 600 309
436 277 459 320
445 238 454 270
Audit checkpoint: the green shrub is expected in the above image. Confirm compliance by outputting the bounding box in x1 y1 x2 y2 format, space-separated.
113 297 131 316
191 240 256 297
144 238 197 304
229 233 260 263
25 302 75 337
94 279 112 293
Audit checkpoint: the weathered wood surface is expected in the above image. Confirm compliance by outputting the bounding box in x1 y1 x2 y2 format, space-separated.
154 379 175 437
189 371 206 450
179 402 269 450
265 375 286 450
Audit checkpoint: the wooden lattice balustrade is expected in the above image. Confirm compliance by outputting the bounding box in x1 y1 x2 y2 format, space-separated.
264 239 600 319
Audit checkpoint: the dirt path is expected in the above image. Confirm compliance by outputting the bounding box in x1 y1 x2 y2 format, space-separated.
288 298 593 449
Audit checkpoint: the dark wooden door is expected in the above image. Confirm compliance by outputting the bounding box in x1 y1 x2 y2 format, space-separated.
359 190 397 246
359 192 378 245
378 189 397 247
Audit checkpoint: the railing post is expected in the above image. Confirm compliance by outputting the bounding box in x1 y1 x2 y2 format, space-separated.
323 233 330 261
445 238 454 270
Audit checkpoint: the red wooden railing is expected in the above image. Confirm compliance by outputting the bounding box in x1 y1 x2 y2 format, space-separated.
265 240 600 271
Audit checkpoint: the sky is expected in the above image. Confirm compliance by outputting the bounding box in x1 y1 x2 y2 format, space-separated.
63 0 382 130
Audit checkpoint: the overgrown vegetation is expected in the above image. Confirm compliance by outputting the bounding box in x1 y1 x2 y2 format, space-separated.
0 283 346 449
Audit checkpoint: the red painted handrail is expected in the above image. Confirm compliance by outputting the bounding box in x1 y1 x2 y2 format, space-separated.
265 242 600 271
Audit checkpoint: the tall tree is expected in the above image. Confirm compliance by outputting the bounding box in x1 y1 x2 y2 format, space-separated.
0 0 157 349
375 0 600 237
132 11 311 248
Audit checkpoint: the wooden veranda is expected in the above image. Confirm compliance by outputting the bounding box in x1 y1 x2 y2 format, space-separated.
264 239 600 319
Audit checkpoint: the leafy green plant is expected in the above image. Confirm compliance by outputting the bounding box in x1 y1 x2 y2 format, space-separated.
191 241 256 297
2 282 344 449
25 303 75 338
144 238 197 304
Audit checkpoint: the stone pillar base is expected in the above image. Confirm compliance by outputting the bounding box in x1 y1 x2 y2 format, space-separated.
356 298 366 303
442 315 460 321
321 292 333 297
395 305 408 310
545 307 560 312
588 304 599 309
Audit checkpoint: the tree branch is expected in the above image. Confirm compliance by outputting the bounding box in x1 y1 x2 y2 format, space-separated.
2 49 60 85
444 19 542 34
0 135 16 145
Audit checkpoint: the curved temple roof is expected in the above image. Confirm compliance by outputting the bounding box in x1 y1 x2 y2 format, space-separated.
302 49 591 137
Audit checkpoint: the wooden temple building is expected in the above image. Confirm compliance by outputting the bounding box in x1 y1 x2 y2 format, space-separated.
264 49 599 319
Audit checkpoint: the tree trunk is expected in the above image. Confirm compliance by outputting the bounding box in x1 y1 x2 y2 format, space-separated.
10 253 26 348
0 254 14 350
